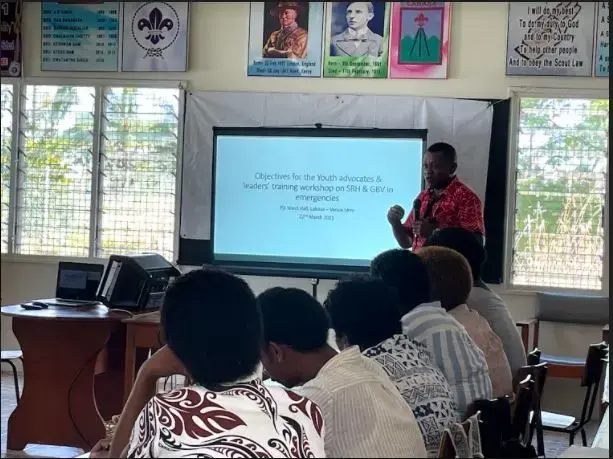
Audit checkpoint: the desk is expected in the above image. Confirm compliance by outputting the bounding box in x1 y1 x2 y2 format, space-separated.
1 304 128 451
122 311 163 403
559 446 609 458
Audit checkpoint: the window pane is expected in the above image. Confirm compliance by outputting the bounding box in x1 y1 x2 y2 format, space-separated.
97 87 179 261
16 85 95 256
1 84 13 253
512 98 608 290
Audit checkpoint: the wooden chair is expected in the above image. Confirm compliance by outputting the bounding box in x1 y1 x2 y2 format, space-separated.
515 293 609 379
539 342 609 446
473 396 512 458
1 350 23 402
513 375 536 445
438 412 482 459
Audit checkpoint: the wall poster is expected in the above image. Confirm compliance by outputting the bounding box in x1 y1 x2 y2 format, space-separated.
247 2 324 77
506 2 596 77
41 1 120 71
389 2 451 79
323 1 390 78
122 2 189 71
1 0 22 77
594 2 609 77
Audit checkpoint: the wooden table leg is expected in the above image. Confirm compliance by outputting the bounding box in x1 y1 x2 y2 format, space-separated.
7 317 110 451
123 324 136 405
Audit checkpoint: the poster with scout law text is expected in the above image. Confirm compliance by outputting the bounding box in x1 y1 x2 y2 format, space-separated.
594 2 609 77
248 2 324 77
323 1 390 78
1 0 22 77
122 2 189 71
389 2 451 79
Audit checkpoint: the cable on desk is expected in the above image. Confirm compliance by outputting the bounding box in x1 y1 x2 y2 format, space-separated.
67 336 110 450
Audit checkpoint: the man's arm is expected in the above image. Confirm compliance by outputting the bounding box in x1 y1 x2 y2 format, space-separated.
392 221 412 249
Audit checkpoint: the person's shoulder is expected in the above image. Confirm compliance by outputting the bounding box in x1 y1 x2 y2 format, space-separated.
331 32 345 42
454 178 481 201
366 29 384 41
293 27 308 38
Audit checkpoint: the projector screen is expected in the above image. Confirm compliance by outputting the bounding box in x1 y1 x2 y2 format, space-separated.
211 127 426 278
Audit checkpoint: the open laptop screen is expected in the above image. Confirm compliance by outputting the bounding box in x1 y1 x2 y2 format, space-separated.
56 262 104 300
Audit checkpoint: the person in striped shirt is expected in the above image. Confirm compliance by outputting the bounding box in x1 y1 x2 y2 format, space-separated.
371 249 493 418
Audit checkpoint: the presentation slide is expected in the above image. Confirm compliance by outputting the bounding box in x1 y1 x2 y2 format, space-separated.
212 131 424 273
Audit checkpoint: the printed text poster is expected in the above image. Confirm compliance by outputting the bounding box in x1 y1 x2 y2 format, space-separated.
122 2 189 71
41 1 120 71
1 0 22 77
323 1 390 78
389 2 451 79
506 2 596 77
594 2 609 77
248 2 324 77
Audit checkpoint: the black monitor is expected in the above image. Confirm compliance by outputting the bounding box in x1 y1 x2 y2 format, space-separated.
55 262 104 300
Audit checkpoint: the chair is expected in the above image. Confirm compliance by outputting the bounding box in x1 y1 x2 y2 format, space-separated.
514 349 548 457
515 293 609 379
539 342 609 446
438 412 483 459
512 375 535 445
473 396 512 458
1 350 23 402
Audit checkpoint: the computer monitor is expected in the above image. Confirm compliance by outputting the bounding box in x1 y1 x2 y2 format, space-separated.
55 262 104 301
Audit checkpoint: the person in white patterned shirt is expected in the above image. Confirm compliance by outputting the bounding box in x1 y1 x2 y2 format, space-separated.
91 268 325 458
324 276 460 457
258 287 427 458
371 249 493 418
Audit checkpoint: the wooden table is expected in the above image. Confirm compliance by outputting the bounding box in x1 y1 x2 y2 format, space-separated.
122 311 163 404
559 446 609 458
1 304 130 451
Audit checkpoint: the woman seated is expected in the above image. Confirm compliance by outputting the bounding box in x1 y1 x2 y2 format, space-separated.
417 246 513 399
324 276 460 457
93 268 325 458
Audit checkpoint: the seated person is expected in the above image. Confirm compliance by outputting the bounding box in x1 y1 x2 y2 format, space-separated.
258 287 427 458
371 249 493 418
424 227 527 375
417 246 513 398
94 268 325 458
324 276 460 457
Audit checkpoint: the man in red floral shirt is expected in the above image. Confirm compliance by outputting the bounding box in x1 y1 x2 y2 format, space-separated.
387 142 485 251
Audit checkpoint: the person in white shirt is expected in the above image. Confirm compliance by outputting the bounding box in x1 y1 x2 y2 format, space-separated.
258 287 427 458
90 268 325 458
324 276 460 457
423 227 527 375
371 249 493 418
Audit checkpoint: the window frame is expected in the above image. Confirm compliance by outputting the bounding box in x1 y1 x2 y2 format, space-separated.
1 77 186 264
504 88 610 296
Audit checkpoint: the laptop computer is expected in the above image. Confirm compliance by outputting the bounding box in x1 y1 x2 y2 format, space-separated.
42 262 105 307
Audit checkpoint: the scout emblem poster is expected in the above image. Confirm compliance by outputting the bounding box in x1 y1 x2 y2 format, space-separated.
323 1 390 78
506 2 596 77
389 2 451 79
122 2 189 71
594 2 609 77
248 2 324 77
0 0 22 77
41 1 120 71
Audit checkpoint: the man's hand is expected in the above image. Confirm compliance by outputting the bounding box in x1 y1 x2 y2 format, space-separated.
90 439 111 458
138 345 187 382
387 205 405 225
412 219 436 238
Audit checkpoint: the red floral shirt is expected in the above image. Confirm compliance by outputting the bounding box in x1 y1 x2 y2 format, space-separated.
403 177 485 251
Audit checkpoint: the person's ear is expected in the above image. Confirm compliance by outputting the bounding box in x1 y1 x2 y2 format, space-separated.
268 342 285 364
449 162 458 175
367 13 374 21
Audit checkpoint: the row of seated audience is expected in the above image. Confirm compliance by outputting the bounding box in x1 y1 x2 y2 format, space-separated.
92 227 528 458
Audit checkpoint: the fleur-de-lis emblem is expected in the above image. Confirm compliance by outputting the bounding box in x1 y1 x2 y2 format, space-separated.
137 7 174 45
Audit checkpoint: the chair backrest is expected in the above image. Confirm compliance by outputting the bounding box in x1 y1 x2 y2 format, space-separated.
527 348 541 366
438 412 483 459
578 342 609 424
473 396 512 458
536 292 609 325
512 375 535 442
514 359 548 399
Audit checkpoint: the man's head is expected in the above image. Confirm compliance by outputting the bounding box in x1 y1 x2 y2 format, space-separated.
370 249 431 316
272 2 301 28
325 276 402 351
416 246 473 311
424 227 486 284
424 142 457 189
161 267 262 387
257 287 330 387
345 2 374 31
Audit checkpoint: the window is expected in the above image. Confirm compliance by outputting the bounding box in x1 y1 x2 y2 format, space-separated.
510 97 609 291
1 84 14 253
1 83 181 261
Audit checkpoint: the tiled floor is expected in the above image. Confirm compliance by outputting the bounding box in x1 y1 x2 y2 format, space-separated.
0 370 601 458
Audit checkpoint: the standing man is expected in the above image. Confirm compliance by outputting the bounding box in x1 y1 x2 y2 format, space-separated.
387 142 485 251
263 2 308 59
330 2 384 57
